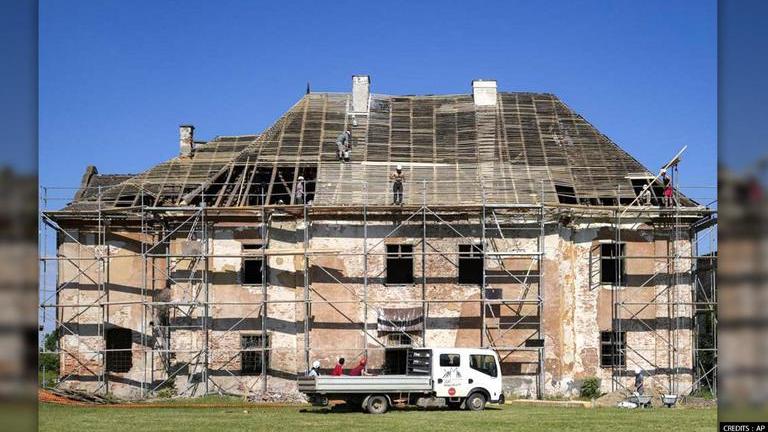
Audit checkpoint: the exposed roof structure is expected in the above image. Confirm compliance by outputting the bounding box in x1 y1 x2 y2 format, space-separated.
63 84 690 211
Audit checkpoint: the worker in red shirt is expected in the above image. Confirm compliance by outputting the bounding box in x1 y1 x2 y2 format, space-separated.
349 358 371 376
331 357 345 376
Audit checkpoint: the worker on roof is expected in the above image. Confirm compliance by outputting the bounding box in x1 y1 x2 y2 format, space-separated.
349 357 371 376
391 165 405 205
336 129 351 162
306 360 321 377
640 184 652 206
296 176 305 205
661 171 673 207
331 357 345 376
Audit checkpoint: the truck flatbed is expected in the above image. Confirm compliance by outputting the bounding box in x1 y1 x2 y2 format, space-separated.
298 375 432 394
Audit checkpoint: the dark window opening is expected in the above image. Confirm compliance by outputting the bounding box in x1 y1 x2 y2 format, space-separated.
114 195 136 207
485 288 502 318
600 243 626 284
600 331 626 368
241 334 268 375
246 169 273 206
384 348 408 374
599 197 617 206
242 258 263 285
458 244 484 285
106 328 133 373
630 178 665 206
242 243 263 251
555 185 578 204
439 353 461 367
269 167 296 205
386 244 414 284
470 354 499 377
296 166 318 203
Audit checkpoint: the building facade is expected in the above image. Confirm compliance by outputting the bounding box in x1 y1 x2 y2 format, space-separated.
44 77 716 400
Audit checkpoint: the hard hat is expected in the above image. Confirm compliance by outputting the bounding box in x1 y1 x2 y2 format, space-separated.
396 164 402 171
634 367 642 375
298 176 304 180
312 360 320 369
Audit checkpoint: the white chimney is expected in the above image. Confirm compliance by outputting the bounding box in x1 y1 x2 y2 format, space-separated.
179 124 195 157
472 80 497 106
352 75 370 113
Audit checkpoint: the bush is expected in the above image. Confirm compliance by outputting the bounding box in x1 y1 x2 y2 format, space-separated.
580 377 601 399
156 383 177 399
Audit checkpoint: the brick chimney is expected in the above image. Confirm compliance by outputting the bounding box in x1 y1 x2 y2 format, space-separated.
179 124 195 157
352 75 370 113
472 80 497 106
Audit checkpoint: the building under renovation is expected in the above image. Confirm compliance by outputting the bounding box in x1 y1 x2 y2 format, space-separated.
40 76 717 400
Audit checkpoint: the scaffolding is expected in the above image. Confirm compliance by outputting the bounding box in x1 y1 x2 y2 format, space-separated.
609 163 718 397
39 176 716 399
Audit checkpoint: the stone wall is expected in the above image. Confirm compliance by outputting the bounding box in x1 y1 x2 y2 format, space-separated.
55 214 695 399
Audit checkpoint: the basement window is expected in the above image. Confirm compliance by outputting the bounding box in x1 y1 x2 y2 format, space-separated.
555 185 578 204
600 331 626 368
600 243 626 285
458 244 483 285
386 244 414 284
106 328 133 373
241 334 269 375
242 258 263 285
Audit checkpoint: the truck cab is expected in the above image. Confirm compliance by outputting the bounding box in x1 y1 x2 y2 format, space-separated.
412 347 504 410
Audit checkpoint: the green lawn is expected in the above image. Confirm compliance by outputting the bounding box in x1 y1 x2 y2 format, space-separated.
39 402 716 432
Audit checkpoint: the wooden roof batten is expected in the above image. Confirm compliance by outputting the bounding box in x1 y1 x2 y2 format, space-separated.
60 89 700 213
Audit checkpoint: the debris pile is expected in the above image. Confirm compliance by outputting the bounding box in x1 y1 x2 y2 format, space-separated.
39 388 115 405
246 390 308 404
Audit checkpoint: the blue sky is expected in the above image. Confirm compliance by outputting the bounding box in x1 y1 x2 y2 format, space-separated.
39 0 717 204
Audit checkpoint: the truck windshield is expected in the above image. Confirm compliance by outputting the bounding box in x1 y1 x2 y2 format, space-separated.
470 354 498 377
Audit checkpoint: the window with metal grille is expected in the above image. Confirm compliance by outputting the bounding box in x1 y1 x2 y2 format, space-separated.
106 328 132 373
386 333 413 347
600 243 626 285
458 244 483 285
600 331 626 368
241 334 268 375
386 244 413 284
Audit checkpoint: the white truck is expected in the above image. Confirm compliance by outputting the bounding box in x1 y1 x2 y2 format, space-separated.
298 347 504 414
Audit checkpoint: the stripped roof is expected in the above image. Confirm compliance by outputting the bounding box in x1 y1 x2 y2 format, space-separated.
64 91 686 210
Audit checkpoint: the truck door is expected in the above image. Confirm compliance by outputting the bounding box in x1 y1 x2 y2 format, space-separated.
434 352 472 398
466 352 502 401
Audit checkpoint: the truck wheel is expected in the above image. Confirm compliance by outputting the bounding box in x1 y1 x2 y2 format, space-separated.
366 395 389 414
466 392 486 411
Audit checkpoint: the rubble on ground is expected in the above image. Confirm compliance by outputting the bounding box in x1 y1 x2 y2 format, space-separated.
246 391 308 404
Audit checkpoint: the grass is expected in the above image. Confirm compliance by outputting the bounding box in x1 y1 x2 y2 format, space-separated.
39 402 716 432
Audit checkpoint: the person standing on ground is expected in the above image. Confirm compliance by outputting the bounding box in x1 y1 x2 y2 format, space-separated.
336 129 351 162
390 165 405 205
634 367 644 395
331 357 345 376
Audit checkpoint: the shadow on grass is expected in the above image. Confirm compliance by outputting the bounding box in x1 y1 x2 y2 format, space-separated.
300 402 503 415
